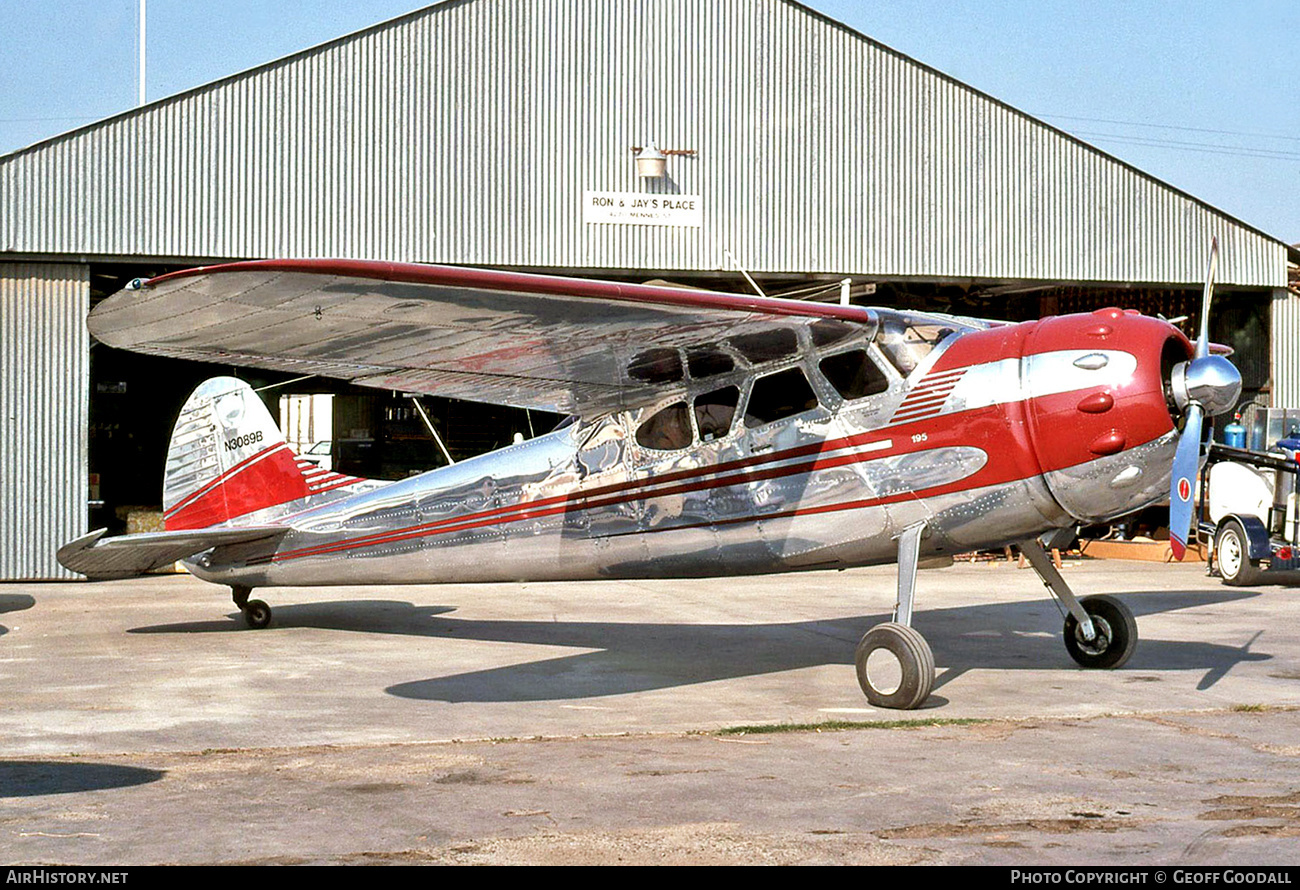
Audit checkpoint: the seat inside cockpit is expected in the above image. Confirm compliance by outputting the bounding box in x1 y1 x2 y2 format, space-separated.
874 320 958 377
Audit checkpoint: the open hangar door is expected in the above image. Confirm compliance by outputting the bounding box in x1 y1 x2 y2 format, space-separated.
864 277 1272 411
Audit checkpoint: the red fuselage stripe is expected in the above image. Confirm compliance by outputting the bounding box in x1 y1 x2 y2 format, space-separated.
259 445 891 563
255 398 1069 565
254 430 907 563
256 440 1037 566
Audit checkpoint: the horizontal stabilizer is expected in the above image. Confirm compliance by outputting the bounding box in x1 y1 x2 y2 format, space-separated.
57 527 286 580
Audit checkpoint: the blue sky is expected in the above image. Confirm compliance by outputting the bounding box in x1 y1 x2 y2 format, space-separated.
2 0 1296 242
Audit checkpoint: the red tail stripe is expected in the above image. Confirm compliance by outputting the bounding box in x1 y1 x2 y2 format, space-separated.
164 443 289 518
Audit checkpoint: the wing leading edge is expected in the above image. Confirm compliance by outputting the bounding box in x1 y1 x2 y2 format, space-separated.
88 260 876 415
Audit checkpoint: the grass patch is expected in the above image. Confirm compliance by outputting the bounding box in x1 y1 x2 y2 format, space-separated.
1231 703 1270 713
714 716 992 736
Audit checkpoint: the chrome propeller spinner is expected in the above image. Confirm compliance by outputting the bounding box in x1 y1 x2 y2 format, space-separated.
1168 237 1243 560
1169 353 1242 417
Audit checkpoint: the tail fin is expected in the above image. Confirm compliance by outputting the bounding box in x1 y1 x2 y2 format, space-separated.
163 377 369 530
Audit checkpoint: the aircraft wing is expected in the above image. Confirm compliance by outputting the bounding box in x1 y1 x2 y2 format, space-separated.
88 260 876 414
57 527 287 580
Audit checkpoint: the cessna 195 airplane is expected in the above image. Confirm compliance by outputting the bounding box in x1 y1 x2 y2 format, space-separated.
58 243 1241 709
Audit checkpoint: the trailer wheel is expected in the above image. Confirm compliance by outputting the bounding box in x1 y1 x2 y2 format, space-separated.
1216 520 1260 587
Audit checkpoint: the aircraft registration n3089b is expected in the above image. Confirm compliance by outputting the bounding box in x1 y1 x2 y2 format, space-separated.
59 242 1242 709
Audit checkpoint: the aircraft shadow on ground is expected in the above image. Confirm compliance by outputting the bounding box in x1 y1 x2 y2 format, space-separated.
0 594 36 638
130 588 1269 703
0 761 164 798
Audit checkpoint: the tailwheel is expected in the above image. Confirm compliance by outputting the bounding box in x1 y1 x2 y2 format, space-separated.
231 585 272 629
243 599 273 630
854 622 934 710
1063 595 1136 669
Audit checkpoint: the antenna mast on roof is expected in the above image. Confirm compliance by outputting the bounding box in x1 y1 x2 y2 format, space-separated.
138 0 147 106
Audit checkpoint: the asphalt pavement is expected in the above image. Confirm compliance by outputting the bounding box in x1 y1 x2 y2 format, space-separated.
1 558 1297 864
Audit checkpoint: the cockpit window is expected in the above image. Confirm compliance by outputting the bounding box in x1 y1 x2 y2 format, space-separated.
635 401 692 451
694 386 739 441
809 319 860 349
874 322 957 377
744 367 819 428
820 349 890 401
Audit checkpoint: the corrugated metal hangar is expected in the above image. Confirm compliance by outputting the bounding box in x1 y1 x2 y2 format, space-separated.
2 0 1298 579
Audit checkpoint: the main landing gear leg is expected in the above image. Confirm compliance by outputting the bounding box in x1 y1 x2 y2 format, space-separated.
1018 538 1137 669
855 522 935 709
231 584 273 630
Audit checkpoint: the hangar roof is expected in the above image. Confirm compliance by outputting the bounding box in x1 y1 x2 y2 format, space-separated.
0 0 1292 287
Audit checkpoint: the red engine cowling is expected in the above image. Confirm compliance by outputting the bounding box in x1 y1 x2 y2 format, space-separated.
1021 308 1193 522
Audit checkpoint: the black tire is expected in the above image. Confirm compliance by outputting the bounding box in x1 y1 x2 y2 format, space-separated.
854 622 935 710
1063 595 1136 669
1215 520 1260 587
243 599 272 629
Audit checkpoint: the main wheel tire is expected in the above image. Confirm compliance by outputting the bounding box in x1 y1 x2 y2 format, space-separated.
854 622 935 710
243 599 272 629
1063 594 1136 669
1215 520 1260 587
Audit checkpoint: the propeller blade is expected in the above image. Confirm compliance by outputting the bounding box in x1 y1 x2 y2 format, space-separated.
1195 237 1218 360
1168 403 1204 561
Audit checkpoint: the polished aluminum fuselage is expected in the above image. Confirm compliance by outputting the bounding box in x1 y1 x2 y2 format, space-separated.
188 318 1179 589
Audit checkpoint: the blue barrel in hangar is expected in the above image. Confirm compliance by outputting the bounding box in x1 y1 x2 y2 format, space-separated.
1223 415 1246 449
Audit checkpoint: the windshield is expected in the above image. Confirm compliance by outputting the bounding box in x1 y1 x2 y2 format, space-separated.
874 316 966 377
